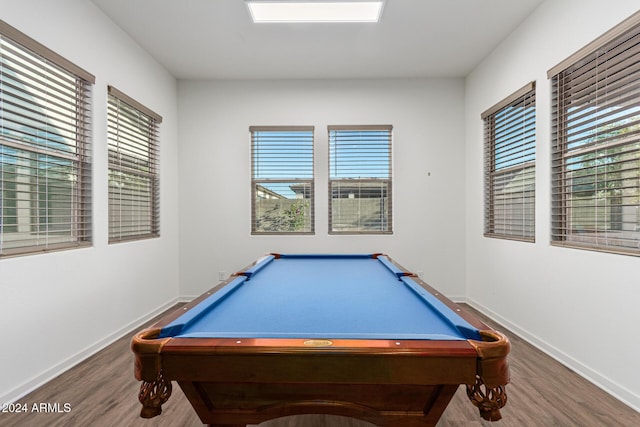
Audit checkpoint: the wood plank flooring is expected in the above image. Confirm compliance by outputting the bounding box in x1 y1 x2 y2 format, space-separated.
1 304 638 427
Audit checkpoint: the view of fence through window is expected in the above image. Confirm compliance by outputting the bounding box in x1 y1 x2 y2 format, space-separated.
107 87 161 243
250 125 392 235
0 32 92 256
329 126 392 234
484 83 536 241
251 127 314 234
560 105 640 249
551 24 640 254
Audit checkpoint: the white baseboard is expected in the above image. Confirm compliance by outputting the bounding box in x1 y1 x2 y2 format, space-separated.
465 297 640 413
0 297 179 405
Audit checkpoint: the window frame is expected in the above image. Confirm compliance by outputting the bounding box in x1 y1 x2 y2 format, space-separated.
107 86 162 243
548 10 640 256
250 126 315 235
328 125 393 235
482 81 536 242
0 19 95 258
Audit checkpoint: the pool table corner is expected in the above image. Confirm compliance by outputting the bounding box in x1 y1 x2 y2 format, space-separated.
131 328 173 418
466 330 511 421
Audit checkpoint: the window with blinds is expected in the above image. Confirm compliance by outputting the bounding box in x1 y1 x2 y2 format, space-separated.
328 125 392 234
549 12 640 256
251 126 314 234
482 82 536 242
0 20 94 258
108 86 161 243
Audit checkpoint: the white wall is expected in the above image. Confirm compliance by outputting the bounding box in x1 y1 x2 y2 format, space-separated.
0 0 179 403
178 79 467 299
465 0 640 410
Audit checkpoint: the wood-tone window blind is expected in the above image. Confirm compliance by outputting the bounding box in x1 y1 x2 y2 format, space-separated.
328 125 392 234
482 82 536 242
251 126 314 234
0 20 94 258
107 86 161 243
549 12 640 256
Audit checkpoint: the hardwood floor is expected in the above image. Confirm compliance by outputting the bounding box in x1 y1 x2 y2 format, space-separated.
2 304 638 427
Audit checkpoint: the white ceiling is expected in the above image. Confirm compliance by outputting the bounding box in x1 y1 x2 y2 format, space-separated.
91 0 544 80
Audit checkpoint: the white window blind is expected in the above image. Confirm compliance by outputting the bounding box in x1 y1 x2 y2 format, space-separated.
328 125 392 234
0 19 94 257
108 86 161 243
549 12 640 256
251 126 314 234
482 82 536 242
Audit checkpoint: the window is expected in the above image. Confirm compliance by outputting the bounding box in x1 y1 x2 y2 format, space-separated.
549 12 640 255
251 126 314 234
328 125 392 234
107 86 161 243
0 20 94 257
482 82 536 242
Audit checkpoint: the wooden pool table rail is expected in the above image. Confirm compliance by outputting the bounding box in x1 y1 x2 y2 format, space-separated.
132 327 509 425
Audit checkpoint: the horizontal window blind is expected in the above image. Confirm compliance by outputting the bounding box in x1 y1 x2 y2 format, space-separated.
1 20 93 257
550 15 640 255
108 86 161 243
328 125 392 234
251 126 314 234
483 82 536 242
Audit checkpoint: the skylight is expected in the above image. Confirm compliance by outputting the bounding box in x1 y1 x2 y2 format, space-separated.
246 1 385 23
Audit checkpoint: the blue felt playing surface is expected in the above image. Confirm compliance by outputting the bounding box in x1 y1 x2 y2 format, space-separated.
160 254 480 341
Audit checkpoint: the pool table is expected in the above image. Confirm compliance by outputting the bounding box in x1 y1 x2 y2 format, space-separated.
132 254 510 427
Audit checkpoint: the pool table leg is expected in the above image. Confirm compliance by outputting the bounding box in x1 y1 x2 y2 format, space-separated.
465 375 507 421
138 369 172 418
